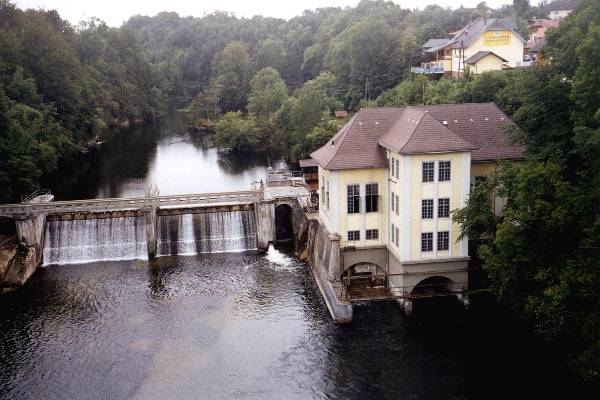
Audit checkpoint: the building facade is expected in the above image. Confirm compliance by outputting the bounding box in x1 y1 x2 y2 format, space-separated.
310 104 523 309
544 0 580 20
411 18 527 77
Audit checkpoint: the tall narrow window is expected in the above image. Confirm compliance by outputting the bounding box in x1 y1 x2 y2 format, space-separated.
438 231 449 251
391 223 395 243
347 184 360 214
391 157 395 178
320 185 324 207
326 181 330 210
422 161 434 182
421 232 433 252
391 191 395 213
395 227 399 247
438 198 450 218
422 199 434 219
395 159 400 179
395 194 400 215
439 161 451 181
366 184 379 213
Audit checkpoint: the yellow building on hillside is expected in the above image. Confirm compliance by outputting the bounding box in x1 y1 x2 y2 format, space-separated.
411 18 527 77
310 103 523 314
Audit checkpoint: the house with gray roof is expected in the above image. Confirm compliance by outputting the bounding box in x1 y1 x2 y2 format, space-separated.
544 0 580 20
411 18 527 77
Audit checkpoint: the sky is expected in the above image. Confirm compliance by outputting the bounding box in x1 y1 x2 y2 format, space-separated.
13 0 513 27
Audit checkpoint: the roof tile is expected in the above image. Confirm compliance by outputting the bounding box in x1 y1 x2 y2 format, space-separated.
310 103 523 170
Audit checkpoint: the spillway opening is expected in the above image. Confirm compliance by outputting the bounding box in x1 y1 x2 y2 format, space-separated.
275 204 293 244
157 209 257 256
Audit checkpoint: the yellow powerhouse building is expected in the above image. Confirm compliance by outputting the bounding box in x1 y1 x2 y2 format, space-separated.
311 103 523 314
412 18 527 77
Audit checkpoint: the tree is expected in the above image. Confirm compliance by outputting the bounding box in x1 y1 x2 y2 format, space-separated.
0 1 164 201
306 120 338 153
212 41 254 112
253 37 288 75
454 1 600 379
325 20 401 104
247 67 288 121
214 111 260 152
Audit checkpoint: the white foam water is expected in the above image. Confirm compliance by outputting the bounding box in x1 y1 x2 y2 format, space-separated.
264 244 299 271
43 216 148 265
157 210 257 256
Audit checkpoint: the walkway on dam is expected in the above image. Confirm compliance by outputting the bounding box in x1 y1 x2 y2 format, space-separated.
0 190 284 218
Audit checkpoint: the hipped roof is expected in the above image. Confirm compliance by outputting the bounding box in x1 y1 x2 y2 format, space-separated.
310 103 523 170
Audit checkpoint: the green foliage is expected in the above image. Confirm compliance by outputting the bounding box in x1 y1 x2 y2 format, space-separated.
247 67 288 121
306 120 338 154
281 73 342 158
253 37 288 75
214 111 260 152
125 0 529 104
212 42 254 113
0 1 164 202
455 71 509 103
454 0 600 380
325 19 402 104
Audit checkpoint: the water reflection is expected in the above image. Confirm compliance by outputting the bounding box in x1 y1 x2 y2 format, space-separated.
46 111 280 200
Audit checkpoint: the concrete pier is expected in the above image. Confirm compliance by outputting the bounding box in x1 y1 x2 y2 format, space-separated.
255 202 275 251
145 206 157 259
306 219 353 323
14 213 46 266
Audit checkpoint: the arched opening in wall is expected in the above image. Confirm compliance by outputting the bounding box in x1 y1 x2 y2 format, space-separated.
0 217 17 245
275 204 294 246
342 262 389 301
410 276 459 315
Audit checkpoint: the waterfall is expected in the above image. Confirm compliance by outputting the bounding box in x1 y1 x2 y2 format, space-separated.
157 210 257 256
43 216 148 265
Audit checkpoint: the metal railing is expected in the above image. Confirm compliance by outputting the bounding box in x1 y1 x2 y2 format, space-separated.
21 189 52 203
266 170 303 180
341 271 470 302
410 62 445 74
0 190 260 217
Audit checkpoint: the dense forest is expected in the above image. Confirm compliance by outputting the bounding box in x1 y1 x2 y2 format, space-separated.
0 0 165 202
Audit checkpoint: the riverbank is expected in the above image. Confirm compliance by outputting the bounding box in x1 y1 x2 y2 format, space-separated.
0 239 37 293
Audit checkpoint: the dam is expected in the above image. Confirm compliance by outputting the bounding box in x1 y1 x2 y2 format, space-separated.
0 173 315 293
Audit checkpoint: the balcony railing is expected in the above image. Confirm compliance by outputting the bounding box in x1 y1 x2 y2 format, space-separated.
410 61 445 74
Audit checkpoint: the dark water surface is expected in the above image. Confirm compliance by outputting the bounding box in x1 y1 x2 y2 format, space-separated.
0 251 588 400
46 111 275 201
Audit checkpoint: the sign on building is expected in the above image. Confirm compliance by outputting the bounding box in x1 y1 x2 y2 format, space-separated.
483 30 511 46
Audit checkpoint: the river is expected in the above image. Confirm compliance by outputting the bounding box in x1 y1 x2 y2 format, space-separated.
46 111 279 200
0 113 590 399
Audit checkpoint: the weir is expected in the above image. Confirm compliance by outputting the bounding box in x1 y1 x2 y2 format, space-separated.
0 186 312 271
43 215 148 265
156 209 257 256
